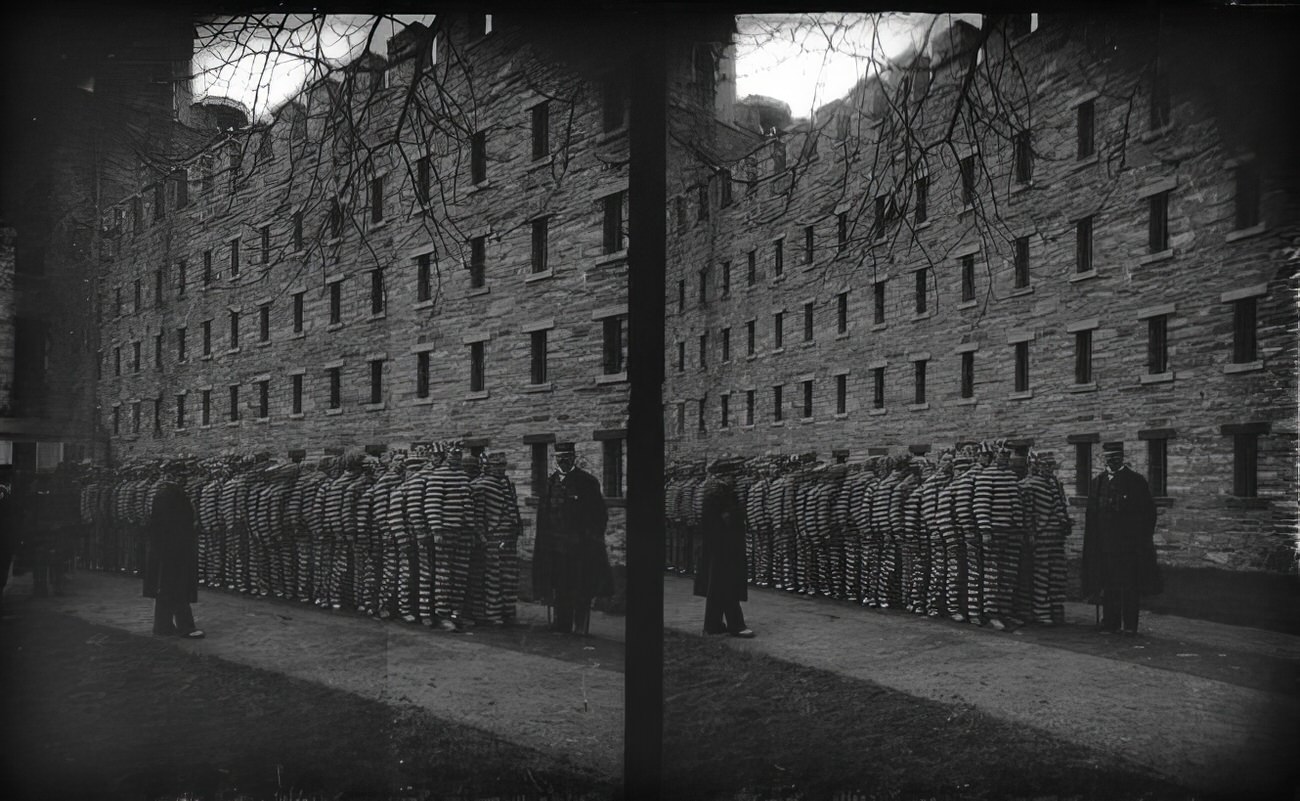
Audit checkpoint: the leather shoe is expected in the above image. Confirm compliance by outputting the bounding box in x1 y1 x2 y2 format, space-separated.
730 629 755 639
182 630 206 639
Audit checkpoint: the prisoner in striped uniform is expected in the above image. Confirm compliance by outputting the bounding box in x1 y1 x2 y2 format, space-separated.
931 451 967 619
972 442 1027 630
470 451 520 625
952 445 988 623
360 457 402 617
379 454 415 619
425 441 473 628
744 467 772 587
1022 452 1072 625
864 458 900 607
844 461 876 603
883 456 921 609
916 452 954 616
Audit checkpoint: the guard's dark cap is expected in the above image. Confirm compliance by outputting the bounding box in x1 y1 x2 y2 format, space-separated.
1102 441 1125 455
555 442 576 454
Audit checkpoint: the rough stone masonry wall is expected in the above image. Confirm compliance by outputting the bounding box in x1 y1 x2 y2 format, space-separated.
665 15 1298 576
0 228 14 416
95 19 631 565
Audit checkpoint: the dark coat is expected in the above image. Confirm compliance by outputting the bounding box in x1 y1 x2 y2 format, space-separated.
143 481 199 604
531 467 614 600
1082 466 1162 600
693 478 749 604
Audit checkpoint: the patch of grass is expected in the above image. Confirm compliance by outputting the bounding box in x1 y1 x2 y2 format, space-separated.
662 630 1194 801
2 610 614 801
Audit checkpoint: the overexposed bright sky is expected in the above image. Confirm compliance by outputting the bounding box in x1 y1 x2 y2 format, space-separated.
194 13 985 123
733 13 983 118
193 14 434 120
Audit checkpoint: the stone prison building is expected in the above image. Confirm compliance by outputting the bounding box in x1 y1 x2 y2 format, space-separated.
50 12 1300 622
663 14 1297 625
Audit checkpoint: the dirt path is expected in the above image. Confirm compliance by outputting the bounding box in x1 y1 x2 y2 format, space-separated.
40 571 627 778
661 575 1299 797
16 569 1299 796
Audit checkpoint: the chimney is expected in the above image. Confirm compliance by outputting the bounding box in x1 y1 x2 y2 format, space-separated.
387 22 429 89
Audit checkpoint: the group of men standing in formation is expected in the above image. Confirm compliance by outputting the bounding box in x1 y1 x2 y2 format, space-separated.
666 441 1075 631
76 441 527 631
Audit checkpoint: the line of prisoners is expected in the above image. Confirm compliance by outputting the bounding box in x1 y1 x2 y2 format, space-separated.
665 442 1073 630
75 443 525 632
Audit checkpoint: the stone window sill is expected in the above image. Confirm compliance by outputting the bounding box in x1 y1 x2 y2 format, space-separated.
908 402 930 411
914 220 932 231
522 382 554 394
465 390 490 401
745 354 757 362
1139 249 1175 266
1068 382 1098 393
955 396 978 406
257 340 271 348
911 311 934 322
1069 270 1099 283
467 285 491 297
226 348 241 356
199 424 212 431
368 312 388 321
799 417 814 425
598 126 629 145
174 427 188 434
1225 497 1270 510
959 204 975 217
362 402 386 412
1009 390 1034 400
770 421 785 428
325 237 343 247
410 397 434 406
467 180 494 195
1226 223 1267 243
1009 285 1034 297
226 420 241 427
1141 372 1175 385
868 408 887 417
1010 181 1033 195
801 340 816 349
836 331 850 340
326 407 343 416
366 220 390 233
1139 124 1174 144
770 274 786 285
288 412 305 419
1071 154 1099 172
594 250 628 268
596 372 628 385
291 330 306 339
871 322 887 332
1224 360 1264 374
833 412 848 420
525 268 554 284
327 322 344 332
957 300 977 310
414 299 435 310
527 154 556 172
255 416 270 425
771 347 785 356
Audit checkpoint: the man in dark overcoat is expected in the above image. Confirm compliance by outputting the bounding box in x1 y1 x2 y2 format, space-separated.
694 457 755 638
1082 441 1161 635
532 442 613 634
144 461 205 638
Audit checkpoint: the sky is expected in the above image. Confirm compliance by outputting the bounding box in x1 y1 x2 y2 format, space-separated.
732 13 986 118
192 13 986 123
192 14 434 120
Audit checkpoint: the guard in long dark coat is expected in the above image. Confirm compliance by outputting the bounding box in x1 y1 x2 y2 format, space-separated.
143 463 204 638
693 458 755 637
532 442 613 635
1083 441 1161 635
